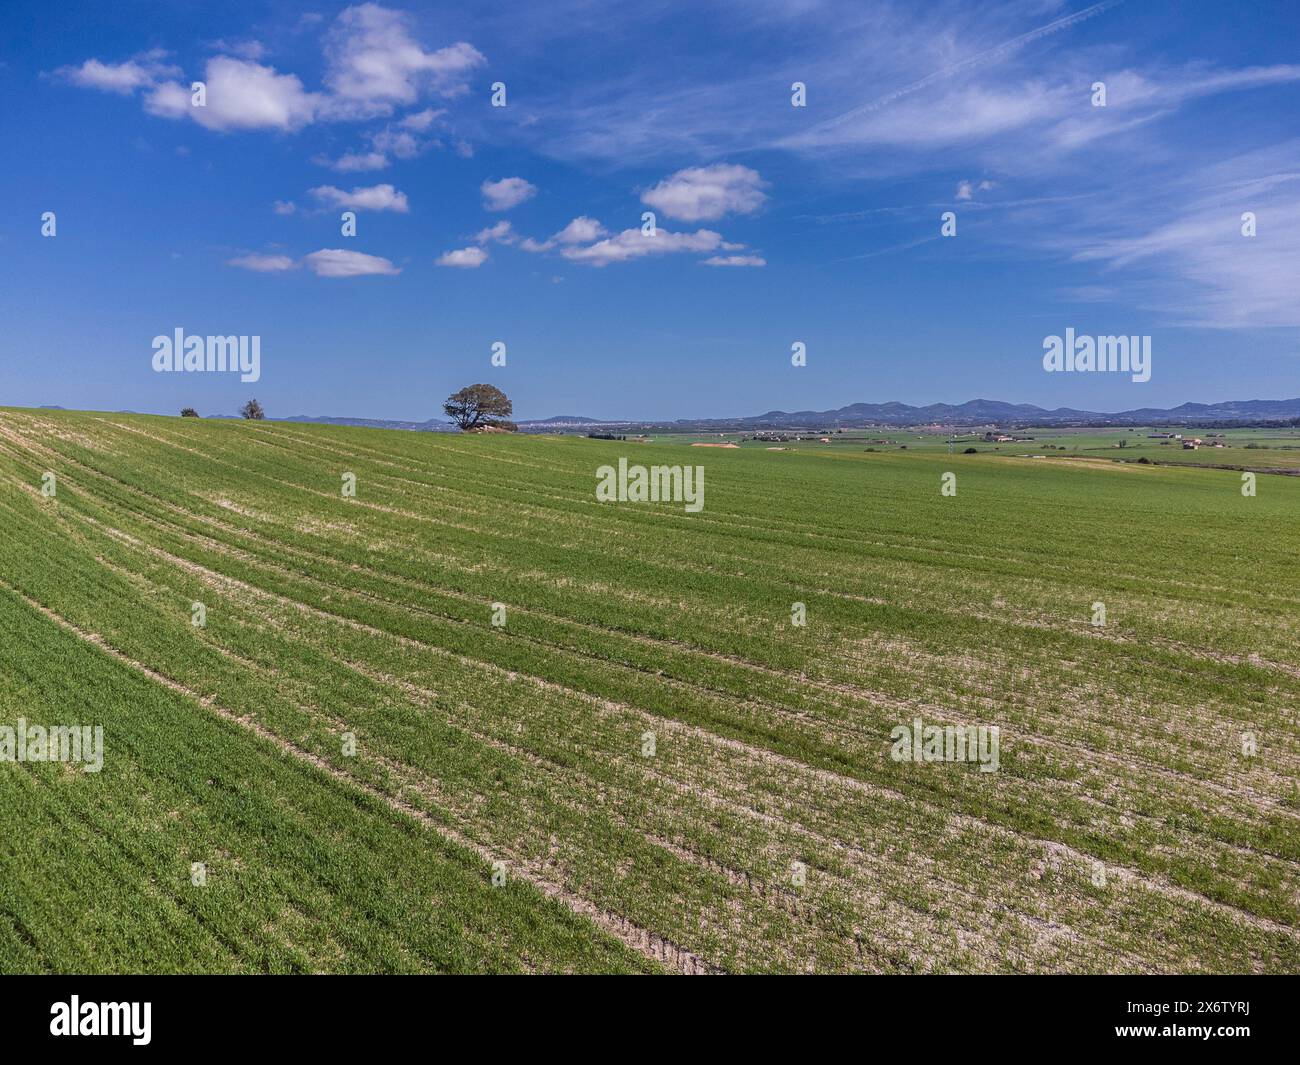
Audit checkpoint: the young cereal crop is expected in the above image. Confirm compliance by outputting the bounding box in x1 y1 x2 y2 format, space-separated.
1 407 1297 973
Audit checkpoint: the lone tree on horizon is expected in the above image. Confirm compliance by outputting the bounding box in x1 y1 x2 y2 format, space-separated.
240 398 265 420
444 383 515 432
180 407 199 418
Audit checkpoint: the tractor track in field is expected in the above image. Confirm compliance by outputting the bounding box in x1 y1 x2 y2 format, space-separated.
0 576 715 976
7 424 1298 810
50 481 1300 855
0 501 1174 972
40 412 1300 630
2 421 1300 962
53 486 1300 862
234 419 1300 609
6 441 1300 951
12 486 1300 952
13 416 1300 691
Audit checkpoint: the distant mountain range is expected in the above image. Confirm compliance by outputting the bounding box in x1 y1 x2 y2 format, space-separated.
36 398 1299 430
722 397 1300 428
517 398 1300 429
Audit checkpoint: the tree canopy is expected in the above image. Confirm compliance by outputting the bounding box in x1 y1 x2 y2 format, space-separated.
444 384 515 431
240 398 265 420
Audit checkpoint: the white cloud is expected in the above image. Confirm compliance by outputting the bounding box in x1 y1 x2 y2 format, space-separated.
640 164 767 222
315 150 390 172
316 109 442 173
955 179 995 201
437 246 489 268
553 216 607 244
370 125 424 160
400 107 442 131
272 200 297 215
57 7 483 131
481 177 537 211
138 80 191 117
308 183 409 212
324 3 485 114
55 50 179 94
518 216 608 253
473 221 516 245
702 254 766 267
561 227 740 267
227 253 297 272
302 248 401 277
146 57 322 131
208 39 268 61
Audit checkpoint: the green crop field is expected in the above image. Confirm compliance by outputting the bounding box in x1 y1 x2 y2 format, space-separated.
648 426 1300 470
2 406 1298 973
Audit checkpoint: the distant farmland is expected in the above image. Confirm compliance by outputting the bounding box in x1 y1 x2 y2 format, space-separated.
1 407 1298 973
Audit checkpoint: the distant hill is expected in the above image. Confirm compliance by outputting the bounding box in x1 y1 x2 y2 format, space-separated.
726 398 1300 428
632 397 1300 429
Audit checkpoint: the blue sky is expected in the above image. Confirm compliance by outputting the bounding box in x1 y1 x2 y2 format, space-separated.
1 0 1297 421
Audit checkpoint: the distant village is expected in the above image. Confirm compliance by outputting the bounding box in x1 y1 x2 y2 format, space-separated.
1148 431 1227 449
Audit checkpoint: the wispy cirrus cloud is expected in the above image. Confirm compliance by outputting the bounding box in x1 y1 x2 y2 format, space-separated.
1063 143 1300 327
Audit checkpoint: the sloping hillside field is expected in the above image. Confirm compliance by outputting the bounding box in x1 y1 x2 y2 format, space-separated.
1 407 1297 973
